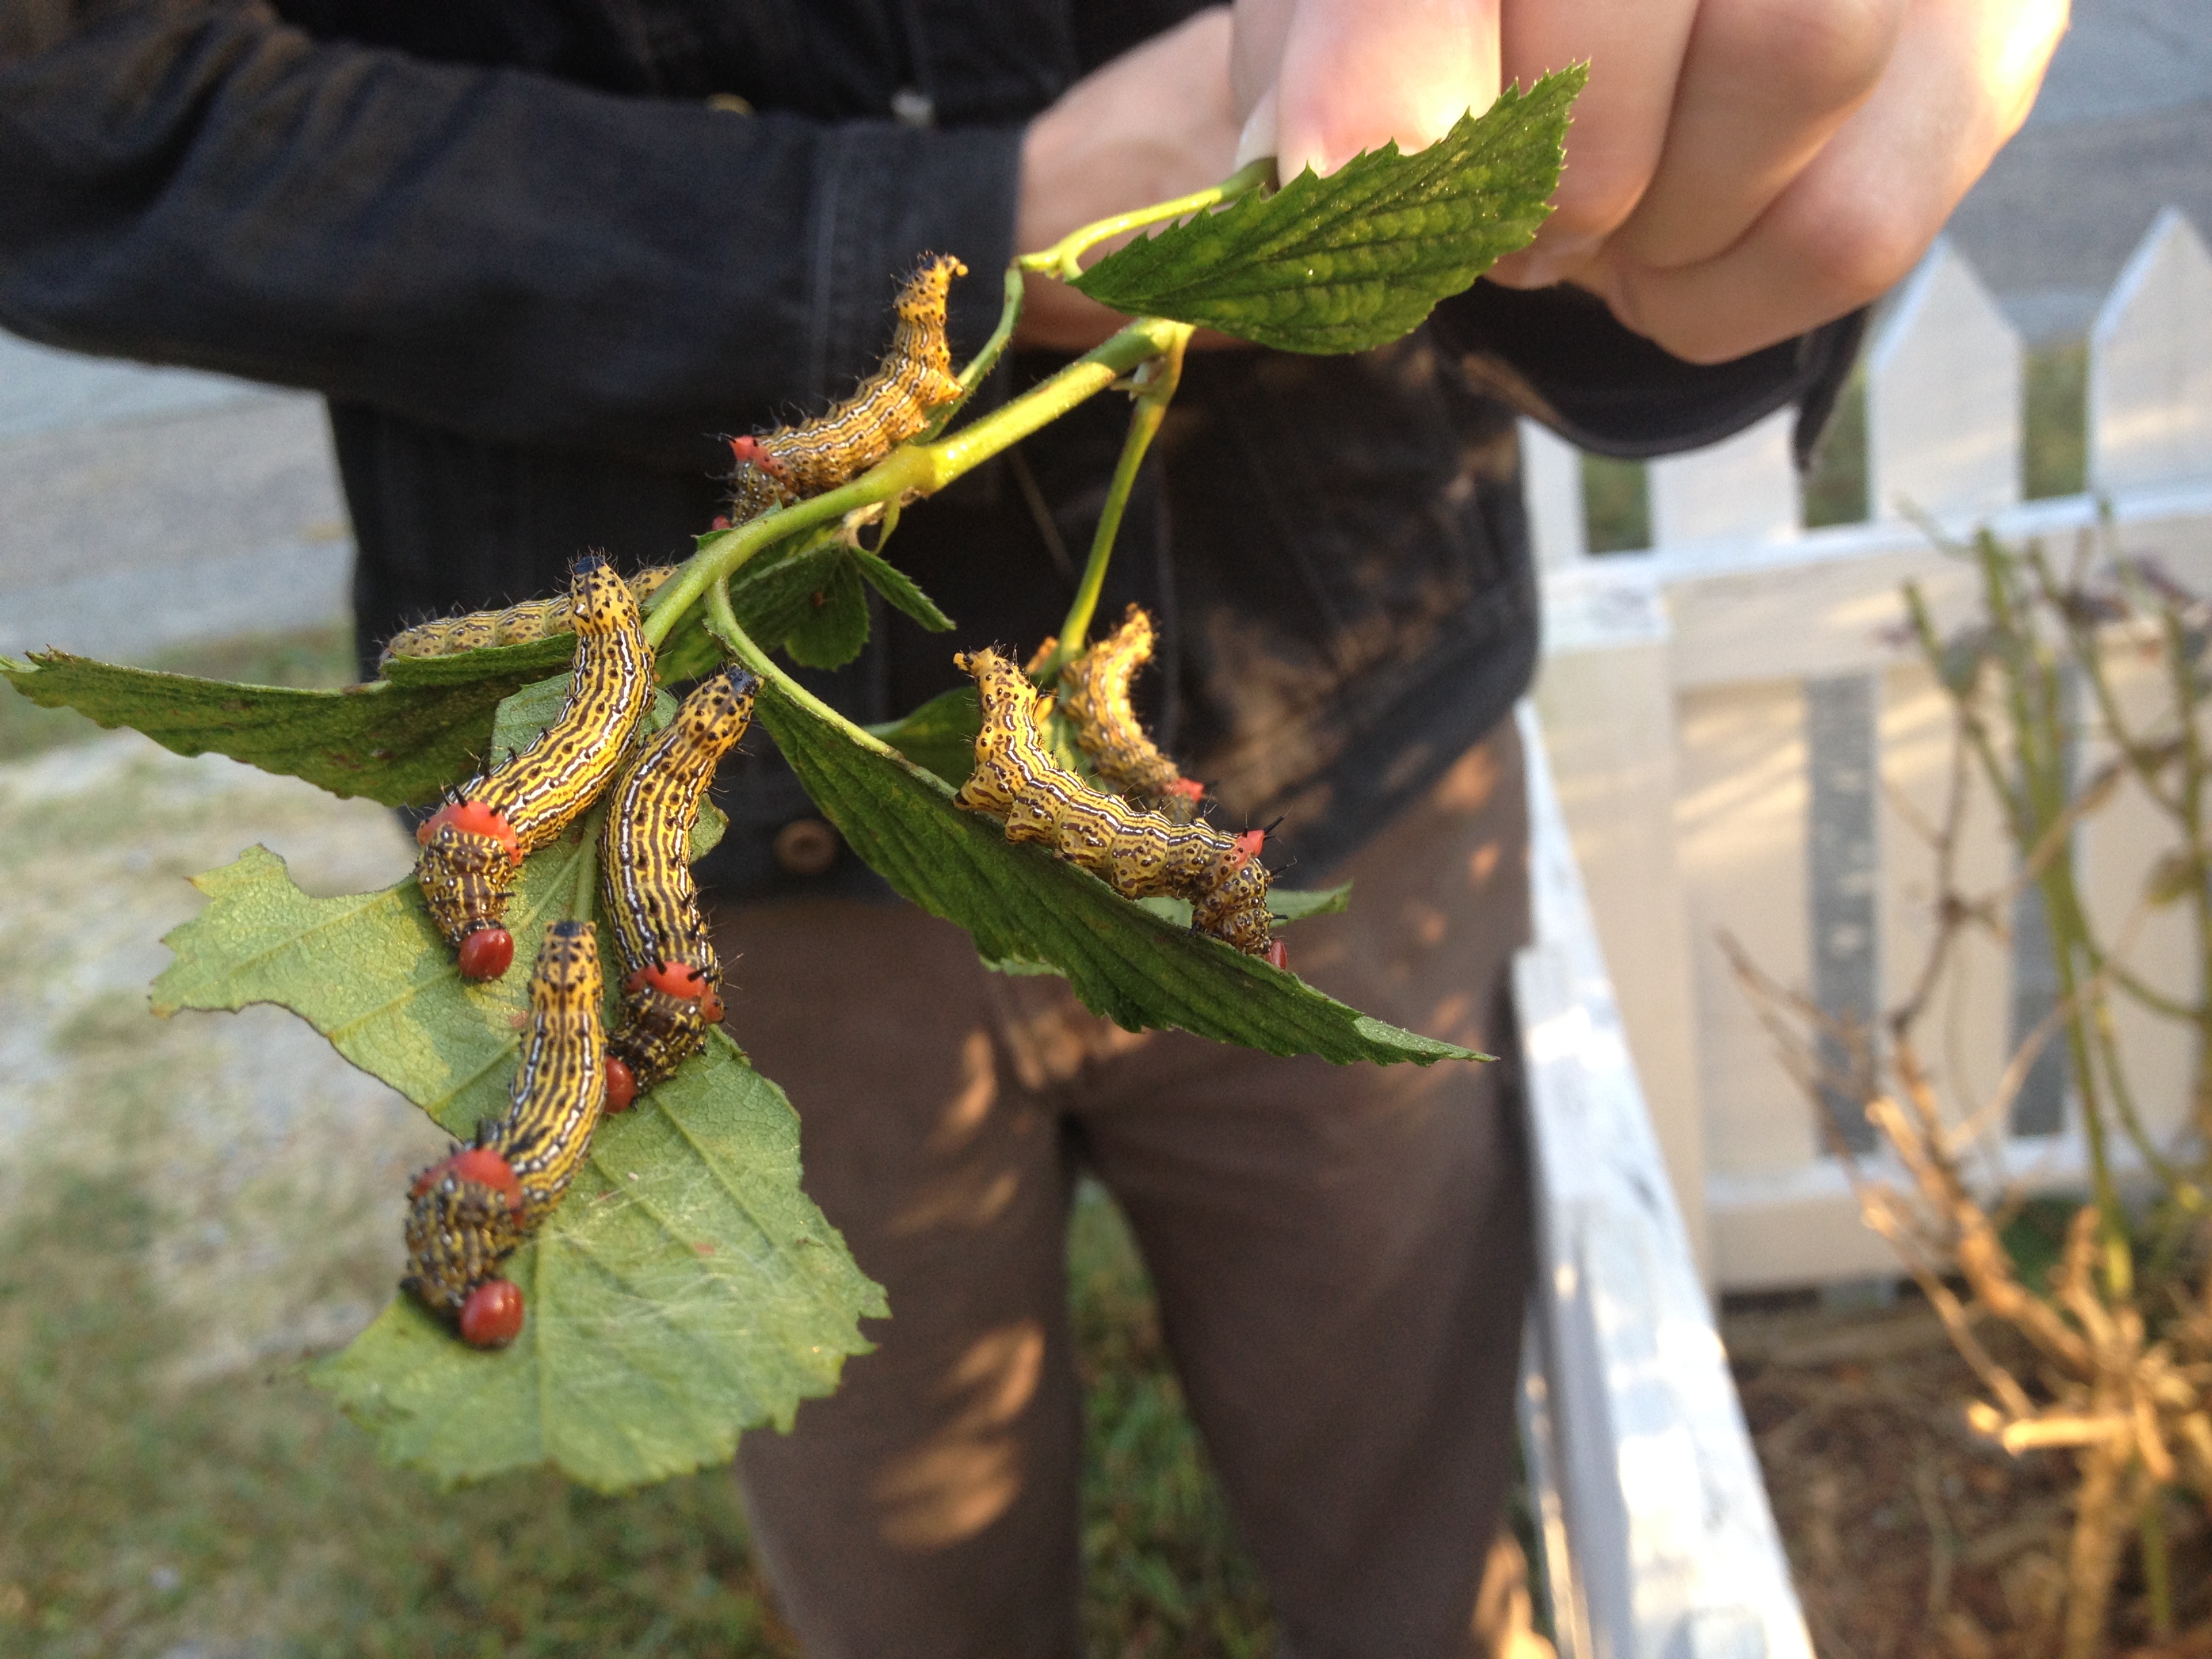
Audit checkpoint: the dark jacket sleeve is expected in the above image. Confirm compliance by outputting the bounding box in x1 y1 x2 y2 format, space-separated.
0 0 1023 472
1430 279 1868 469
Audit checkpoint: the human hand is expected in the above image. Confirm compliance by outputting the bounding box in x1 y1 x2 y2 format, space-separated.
1230 0 2068 363
1013 8 1242 353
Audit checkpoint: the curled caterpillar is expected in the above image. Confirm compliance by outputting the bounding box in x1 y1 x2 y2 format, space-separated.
596 665 760 1109
727 254 967 524
378 565 677 666
951 649 1281 966
415 556 656 979
403 919 607 1347
1056 605 1205 821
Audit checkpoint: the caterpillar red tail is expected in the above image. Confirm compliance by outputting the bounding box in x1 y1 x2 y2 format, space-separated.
951 649 1279 964
379 565 677 666
596 665 760 1108
402 919 607 1347
1056 605 1205 821
727 255 967 524
415 556 657 979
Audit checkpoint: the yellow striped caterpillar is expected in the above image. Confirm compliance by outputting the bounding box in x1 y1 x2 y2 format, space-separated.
1055 605 1204 821
415 556 655 979
596 665 760 1109
727 255 967 523
951 649 1282 966
378 565 677 666
402 919 607 1347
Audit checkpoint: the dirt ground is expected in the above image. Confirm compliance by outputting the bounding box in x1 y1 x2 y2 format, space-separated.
1723 1291 2212 1659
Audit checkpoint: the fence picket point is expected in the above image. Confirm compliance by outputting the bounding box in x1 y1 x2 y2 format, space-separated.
2090 206 2212 493
1866 239 2022 520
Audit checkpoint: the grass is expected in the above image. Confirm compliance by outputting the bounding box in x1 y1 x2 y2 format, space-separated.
0 1104 1271 1658
2024 340 2088 501
1571 338 2091 553
0 624 357 762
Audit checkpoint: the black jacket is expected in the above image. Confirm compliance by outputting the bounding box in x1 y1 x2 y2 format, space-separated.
0 0 1861 894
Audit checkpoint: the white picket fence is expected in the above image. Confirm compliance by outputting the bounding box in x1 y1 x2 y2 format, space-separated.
1521 207 2212 1295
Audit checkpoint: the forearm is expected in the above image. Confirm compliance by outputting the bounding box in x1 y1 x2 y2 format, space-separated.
0 0 1023 468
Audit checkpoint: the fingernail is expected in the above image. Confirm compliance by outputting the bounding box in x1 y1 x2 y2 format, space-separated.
1232 88 1278 174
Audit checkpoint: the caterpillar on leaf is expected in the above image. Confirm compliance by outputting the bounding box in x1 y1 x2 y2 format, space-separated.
415 556 655 979
952 649 1282 967
402 919 607 1347
727 255 967 524
379 565 676 666
596 665 760 1109
1054 605 1205 821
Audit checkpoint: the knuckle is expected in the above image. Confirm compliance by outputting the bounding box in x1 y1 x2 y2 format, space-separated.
1706 0 1902 107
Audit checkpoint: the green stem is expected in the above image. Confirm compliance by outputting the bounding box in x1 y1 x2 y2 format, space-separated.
569 802 605 922
1018 159 1272 282
2142 1493 2173 1641
705 577 903 762
1040 324 1193 678
647 313 1184 655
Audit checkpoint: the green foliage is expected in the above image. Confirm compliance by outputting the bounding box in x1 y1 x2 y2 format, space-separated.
1580 453 1650 553
0 637 572 806
867 683 983 785
727 533 957 672
152 843 882 1491
2025 341 2088 501
1071 69 1582 354
755 678 1483 1065
1803 371 1869 529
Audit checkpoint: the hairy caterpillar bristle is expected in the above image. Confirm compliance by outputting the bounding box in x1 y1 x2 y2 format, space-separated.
951 648 1275 960
402 920 608 1334
598 666 759 1097
1057 605 1204 821
414 558 656 968
726 254 967 524
378 565 677 665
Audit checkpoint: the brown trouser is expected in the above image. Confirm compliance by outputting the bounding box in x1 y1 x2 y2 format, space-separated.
716 721 1532 1659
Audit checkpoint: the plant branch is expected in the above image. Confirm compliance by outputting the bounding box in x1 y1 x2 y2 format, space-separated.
1017 158 1273 282
646 316 1184 653
1037 323 1193 679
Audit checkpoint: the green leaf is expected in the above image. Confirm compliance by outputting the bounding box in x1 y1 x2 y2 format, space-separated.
0 643 572 808
780 556 871 670
152 842 882 1490
1136 880 1353 929
756 682 1483 1066
848 545 955 632
866 685 982 787
1070 69 1582 354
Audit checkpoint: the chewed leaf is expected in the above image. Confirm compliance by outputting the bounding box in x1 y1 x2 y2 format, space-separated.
1070 70 1581 354
757 680 1483 1066
152 844 880 1490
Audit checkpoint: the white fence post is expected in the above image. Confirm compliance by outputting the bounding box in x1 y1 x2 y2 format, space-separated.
1521 417 1589 570
1866 239 2023 520
2090 207 2212 493
1517 703 1814 1659
1647 408 1799 550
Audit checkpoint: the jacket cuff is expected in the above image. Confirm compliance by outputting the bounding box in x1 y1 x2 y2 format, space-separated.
1429 279 1869 470
798 120 1024 403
